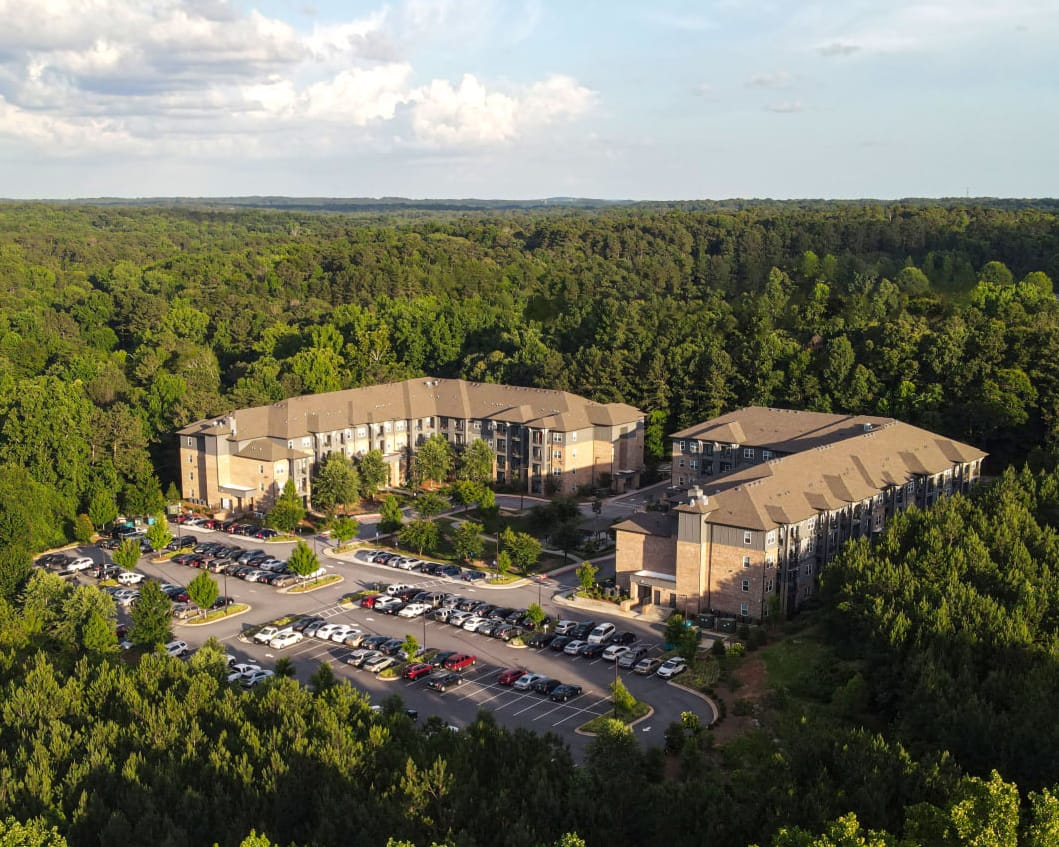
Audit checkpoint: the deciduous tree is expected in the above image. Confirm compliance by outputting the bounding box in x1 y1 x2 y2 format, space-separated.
129 580 171 647
268 478 305 534
187 570 219 617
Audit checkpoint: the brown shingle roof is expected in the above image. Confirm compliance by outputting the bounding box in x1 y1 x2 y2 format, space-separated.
671 406 893 452
678 420 985 531
180 377 643 441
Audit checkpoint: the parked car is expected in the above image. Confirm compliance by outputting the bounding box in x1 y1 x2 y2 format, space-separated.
618 646 649 669
374 596 404 614
363 654 397 674
303 619 329 637
398 602 432 618
612 631 638 646
228 663 262 682
495 624 524 642
511 672 545 691
553 620 578 635
92 563 121 580
327 624 358 643
461 615 486 632
241 669 275 688
527 632 557 648
359 594 383 609
657 656 688 679
461 570 486 581
634 657 664 675
602 644 631 662
587 622 616 644
550 635 573 652
343 649 372 667
116 571 145 585
402 663 434 681
269 630 303 649
439 565 461 578
428 650 457 668
384 583 416 596
350 649 384 668
531 677 563 696
549 684 583 702
426 672 464 692
572 621 597 640
497 668 526 686
253 626 282 644
66 556 95 572
313 623 343 641
563 639 588 656
443 653 477 671
579 642 608 659
292 616 324 633
342 630 367 647
164 640 189 658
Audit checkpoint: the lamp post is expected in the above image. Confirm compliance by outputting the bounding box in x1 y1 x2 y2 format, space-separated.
223 569 229 616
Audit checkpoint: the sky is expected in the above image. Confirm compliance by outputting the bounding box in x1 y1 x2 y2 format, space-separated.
0 0 1056 200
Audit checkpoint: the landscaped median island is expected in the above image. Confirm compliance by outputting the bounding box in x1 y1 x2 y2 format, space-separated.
578 678 652 735
284 573 343 593
182 603 250 625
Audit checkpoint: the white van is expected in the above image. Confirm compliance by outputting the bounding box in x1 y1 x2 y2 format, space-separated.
587 622 616 644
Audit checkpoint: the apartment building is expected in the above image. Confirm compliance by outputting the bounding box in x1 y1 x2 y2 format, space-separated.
614 408 985 621
178 378 644 512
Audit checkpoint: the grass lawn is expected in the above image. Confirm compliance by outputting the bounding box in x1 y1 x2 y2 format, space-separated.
580 700 651 734
184 604 250 624
759 625 832 692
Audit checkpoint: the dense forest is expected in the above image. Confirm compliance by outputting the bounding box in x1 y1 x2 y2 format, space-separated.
1 201 1059 845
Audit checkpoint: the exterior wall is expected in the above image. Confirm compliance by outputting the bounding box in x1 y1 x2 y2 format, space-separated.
670 437 784 487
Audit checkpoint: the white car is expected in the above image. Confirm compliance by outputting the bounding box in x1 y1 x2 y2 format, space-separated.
462 615 486 632
374 596 403 613
68 557 95 572
447 610 472 627
298 567 327 581
164 640 189 657
657 656 688 679
395 558 420 570
241 669 275 688
513 672 546 691
587 622 616 644
384 583 416 596
115 590 140 607
314 623 343 640
397 602 432 618
327 624 357 642
252 626 280 644
269 630 303 649
553 620 578 635
602 644 631 662
564 639 588 656
228 663 262 682
116 571 145 585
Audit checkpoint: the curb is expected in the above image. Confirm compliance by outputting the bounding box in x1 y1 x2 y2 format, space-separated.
278 575 345 595
179 604 252 627
669 681 720 727
575 705 656 737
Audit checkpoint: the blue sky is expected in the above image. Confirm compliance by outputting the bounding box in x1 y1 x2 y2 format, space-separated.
0 0 1055 199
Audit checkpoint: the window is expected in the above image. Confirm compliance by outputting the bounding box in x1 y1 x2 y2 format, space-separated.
765 579 774 593
472 421 481 431
497 439 507 452
288 440 294 449
743 447 755 459
741 580 750 593
762 449 773 460
440 417 448 428
569 431 577 442
258 464 264 474
720 462 732 472
302 438 311 448
743 530 752 545
690 460 698 470
396 421 405 432
906 481 915 494
689 441 698 453
357 427 366 437
765 556 775 569
740 603 750 617
704 461 713 475
496 422 507 434
552 468 561 476
188 471 194 481
704 443 714 456
276 464 285 474
552 432 564 443
553 450 562 460
804 563 813 576
766 530 777 545
678 440 686 451
678 458 685 467
742 556 751 569
259 483 264 492
187 454 193 464
678 476 685 485
186 437 193 447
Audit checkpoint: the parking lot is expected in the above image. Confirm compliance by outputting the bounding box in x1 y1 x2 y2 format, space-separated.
52 522 714 756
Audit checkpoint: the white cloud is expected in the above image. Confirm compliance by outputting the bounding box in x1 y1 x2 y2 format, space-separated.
748 70 794 88
765 100 803 113
0 0 592 158
817 41 860 57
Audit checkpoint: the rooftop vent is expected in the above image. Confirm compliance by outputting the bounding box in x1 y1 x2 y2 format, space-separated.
863 423 873 432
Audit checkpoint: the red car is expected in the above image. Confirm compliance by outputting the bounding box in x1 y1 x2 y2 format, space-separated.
497 668 527 686
360 594 383 609
443 653 477 672
402 663 434 681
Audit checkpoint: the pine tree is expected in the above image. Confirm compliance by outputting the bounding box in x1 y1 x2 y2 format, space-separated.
129 580 171 647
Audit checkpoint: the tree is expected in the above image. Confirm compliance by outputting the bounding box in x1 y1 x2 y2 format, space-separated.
501 527 542 574
58 584 118 652
496 550 513 577
767 813 897 847
451 521 484 563
399 520 440 556
309 661 336 691
187 570 219 617
287 540 320 580
273 657 296 678
129 580 171 647
576 560 598 593
329 515 359 548
73 514 94 545
87 488 119 532
112 538 141 572
81 610 118 653
415 492 448 518
358 449 389 501
268 478 305 534
146 514 172 552
551 521 583 564
312 452 360 515
379 494 403 532
0 545 32 601
414 433 454 486
401 633 420 661
0 817 69 847
458 438 494 483
526 602 546 629
610 677 637 719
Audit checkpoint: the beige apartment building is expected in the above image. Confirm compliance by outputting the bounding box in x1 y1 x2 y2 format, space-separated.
178 378 644 513
615 408 985 621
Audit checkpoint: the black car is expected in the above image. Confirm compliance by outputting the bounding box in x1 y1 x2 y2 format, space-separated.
420 563 443 576
579 642 607 659
361 635 392 651
292 616 325 633
549 684 583 702
550 635 573 652
572 621 597 640
531 677 562 695
428 650 458 668
612 631 637 646
440 565 461 578
497 625 524 642
209 596 235 610
427 672 464 693
528 632 557 648
92 563 121 580
378 638 405 656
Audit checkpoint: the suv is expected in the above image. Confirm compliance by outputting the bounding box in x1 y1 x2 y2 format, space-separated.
587 622 616 644
164 640 189 658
